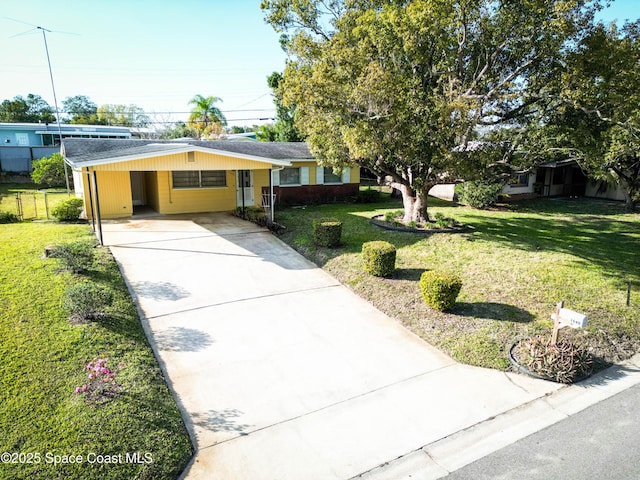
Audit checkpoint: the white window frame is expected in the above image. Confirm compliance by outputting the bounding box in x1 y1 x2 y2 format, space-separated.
278 166 309 187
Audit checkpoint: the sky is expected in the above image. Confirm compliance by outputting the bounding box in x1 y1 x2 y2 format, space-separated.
0 0 638 129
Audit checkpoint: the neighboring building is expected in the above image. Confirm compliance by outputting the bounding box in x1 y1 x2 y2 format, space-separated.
429 159 626 204
0 123 132 174
62 138 359 221
0 122 132 147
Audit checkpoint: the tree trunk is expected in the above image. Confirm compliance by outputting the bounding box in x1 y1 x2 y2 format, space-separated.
400 184 431 223
624 191 638 212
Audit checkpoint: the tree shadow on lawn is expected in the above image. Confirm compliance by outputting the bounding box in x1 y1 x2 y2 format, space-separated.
462 204 640 281
453 302 536 323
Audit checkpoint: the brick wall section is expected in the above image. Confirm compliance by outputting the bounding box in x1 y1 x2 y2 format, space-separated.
263 184 359 206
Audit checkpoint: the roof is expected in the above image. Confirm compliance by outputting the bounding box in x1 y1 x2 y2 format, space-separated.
62 138 313 168
538 159 578 168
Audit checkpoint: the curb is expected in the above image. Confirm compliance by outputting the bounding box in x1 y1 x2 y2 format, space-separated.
357 352 640 479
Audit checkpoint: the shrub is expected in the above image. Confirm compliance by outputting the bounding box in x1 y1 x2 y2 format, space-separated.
0 211 19 224
455 181 504 209
49 241 96 274
75 358 122 404
31 152 72 188
357 188 381 203
313 217 342 247
63 283 113 323
419 270 463 311
362 241 396 277
516 335 593 384
51 197 84 222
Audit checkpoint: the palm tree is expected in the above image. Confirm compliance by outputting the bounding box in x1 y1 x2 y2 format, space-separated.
188 94 227 139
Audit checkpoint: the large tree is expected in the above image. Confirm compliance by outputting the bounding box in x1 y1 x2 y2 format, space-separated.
62 95 99 124
262 0 602 222
529 20 640 211
96 104 150 127
259 72 304 142
188 94 227 139
0 94 56 123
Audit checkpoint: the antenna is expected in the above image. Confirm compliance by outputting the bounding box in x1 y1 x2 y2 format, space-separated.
38 25 70 192
3 17 79 193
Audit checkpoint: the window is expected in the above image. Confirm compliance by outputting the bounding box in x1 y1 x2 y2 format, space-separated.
172 170 226 188
15 133 29 146
323 167 342 184
201 170 226 187
280 167 300 185
510 174 529 187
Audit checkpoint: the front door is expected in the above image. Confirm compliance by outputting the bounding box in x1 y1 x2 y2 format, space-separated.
236 170 254 207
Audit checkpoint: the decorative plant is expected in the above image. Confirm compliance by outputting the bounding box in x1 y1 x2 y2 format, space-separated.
516 335 593 384
362 240 396 277
419 270 463 311
75 358 122 404
51 197 84 222
313 217 342 247
63 283 113 323
48 241 96 274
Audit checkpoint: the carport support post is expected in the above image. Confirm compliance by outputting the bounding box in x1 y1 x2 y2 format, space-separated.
86 167 96 233
241 170 246 213
92 170 103 246
269 168 274 222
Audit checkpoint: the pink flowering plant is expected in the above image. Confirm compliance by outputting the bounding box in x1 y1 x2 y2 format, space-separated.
75 358 123 404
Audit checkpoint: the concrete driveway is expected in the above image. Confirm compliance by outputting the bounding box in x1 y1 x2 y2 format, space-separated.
103 213 560 479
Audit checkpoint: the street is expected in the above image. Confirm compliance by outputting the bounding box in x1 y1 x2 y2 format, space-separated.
445 384 640 480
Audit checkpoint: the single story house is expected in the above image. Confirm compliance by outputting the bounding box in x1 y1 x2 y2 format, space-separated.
62 137 359 223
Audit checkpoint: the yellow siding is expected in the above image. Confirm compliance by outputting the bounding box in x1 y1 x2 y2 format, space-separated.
83 170 133 219
93 151 273 172
155 171 237 214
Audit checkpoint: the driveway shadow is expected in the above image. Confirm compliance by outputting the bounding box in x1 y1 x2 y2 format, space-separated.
192 408 253 434
154 326 215 352
131 280 191 301
453 302 535 323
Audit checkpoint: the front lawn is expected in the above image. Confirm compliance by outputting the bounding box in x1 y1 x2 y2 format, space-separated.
0 222 192 479
276 193 640 371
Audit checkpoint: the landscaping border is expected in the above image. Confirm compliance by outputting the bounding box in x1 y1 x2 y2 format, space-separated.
370 214 467 233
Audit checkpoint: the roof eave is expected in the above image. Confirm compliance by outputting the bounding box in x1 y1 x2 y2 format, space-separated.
65 144 293 169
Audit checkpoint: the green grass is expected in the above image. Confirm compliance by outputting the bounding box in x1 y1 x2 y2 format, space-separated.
0 222 192 479
0 183 73 221
275 194 640 371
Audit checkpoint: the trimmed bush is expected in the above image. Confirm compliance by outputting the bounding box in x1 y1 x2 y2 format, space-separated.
362 241 396 277
313 217 342 247
419 270 462 311
0 211 19 224
51 197 84 222
455 181 504 209
63 283 113 323
49 241 96 274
